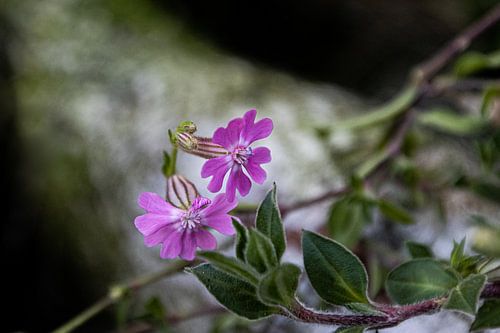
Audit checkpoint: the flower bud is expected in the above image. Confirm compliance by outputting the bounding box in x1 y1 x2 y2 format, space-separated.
166 174 200 209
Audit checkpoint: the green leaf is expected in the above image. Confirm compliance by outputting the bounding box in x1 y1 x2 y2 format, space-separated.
256 184 286 260
469 180 500 204
141 297 170 332
480 85 500 117
450 238 466 269
386 259 459 304
471 299 500 331
418 109 487 136
335 327 365 333
454 50 500 77
190 264 278 319
327 196 373 249
245 229 279 273
257 263 302 307
378 200 414 224
198 251 259 285
405 241 433 259
232 219 248 262
302 230 369 305
444 274 486 315
328 85 417 131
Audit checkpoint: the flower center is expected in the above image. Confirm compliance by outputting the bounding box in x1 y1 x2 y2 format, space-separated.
181 210 202 230
232 146 252 165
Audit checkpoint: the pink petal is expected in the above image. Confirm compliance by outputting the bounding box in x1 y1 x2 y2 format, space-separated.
179 231 197 261
244 162 267 184
144 225 175 247
249 147 272 164
240 110 273 146
134 213 180 236
195 230 217 250
202 156 233 193
160 231 183 259
212 118 244 151
204 215 236 235
201 193 238 218
201 155 232 178
236 168 252 197
138 192 179 214
225 166 239 202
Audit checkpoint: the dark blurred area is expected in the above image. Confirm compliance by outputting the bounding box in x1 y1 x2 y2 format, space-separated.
161 0 498 96
1 0 499 331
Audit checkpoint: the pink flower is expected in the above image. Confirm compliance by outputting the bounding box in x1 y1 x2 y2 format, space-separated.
134 192 237 260
201 109 273 202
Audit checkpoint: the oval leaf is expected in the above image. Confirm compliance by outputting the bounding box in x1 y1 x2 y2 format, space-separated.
245 229 278 273
386 259 459 304
471 299 500 331
257 263 301 307
405 241 434 259
190 263 278 319
198 251 259 285
256 184 286 260
302 230 369 305
233 219 248 262
327 197 373 249
444 274 486 315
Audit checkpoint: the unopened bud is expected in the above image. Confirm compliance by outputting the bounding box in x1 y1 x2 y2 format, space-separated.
166 174 200 209
177 121 197 134
177 132 198 152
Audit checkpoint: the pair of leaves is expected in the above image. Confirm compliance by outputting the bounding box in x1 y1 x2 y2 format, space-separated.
191 185 300 319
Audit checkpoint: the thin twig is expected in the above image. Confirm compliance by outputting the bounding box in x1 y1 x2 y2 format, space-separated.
52 260 190 333
274 4 500 217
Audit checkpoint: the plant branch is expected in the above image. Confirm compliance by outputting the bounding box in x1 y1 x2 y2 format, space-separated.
276 4 500 216
51 260 190 333
285 281 500 329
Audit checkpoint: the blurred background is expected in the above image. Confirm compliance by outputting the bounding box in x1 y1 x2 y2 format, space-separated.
1 0 499 332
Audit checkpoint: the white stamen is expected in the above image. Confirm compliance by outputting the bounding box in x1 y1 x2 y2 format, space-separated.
233 146 253 165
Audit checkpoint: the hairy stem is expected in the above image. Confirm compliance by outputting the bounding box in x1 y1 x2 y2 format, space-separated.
285 281 500 329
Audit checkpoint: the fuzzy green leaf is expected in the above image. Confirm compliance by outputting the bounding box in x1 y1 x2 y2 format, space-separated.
450 238 466 270
245 229 278 274
378 200 414 224
256 184 286 260
327 196 373 249
302 230 369 305
471 299 500 331
198 251 259 285
257 263 301 307
233 219 248 262
406 241 434 259
386 259 459 304
444 274 486 315
190 264 278 319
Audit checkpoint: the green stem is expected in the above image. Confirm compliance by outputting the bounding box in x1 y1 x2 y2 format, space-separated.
169 145 178 176
51 260 190 333
52 297 114 333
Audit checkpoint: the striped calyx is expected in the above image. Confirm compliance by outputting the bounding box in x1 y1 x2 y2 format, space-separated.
166 174 200 210
176 132 229 159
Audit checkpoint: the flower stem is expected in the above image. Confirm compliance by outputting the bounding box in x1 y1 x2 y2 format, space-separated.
51 260 190 333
